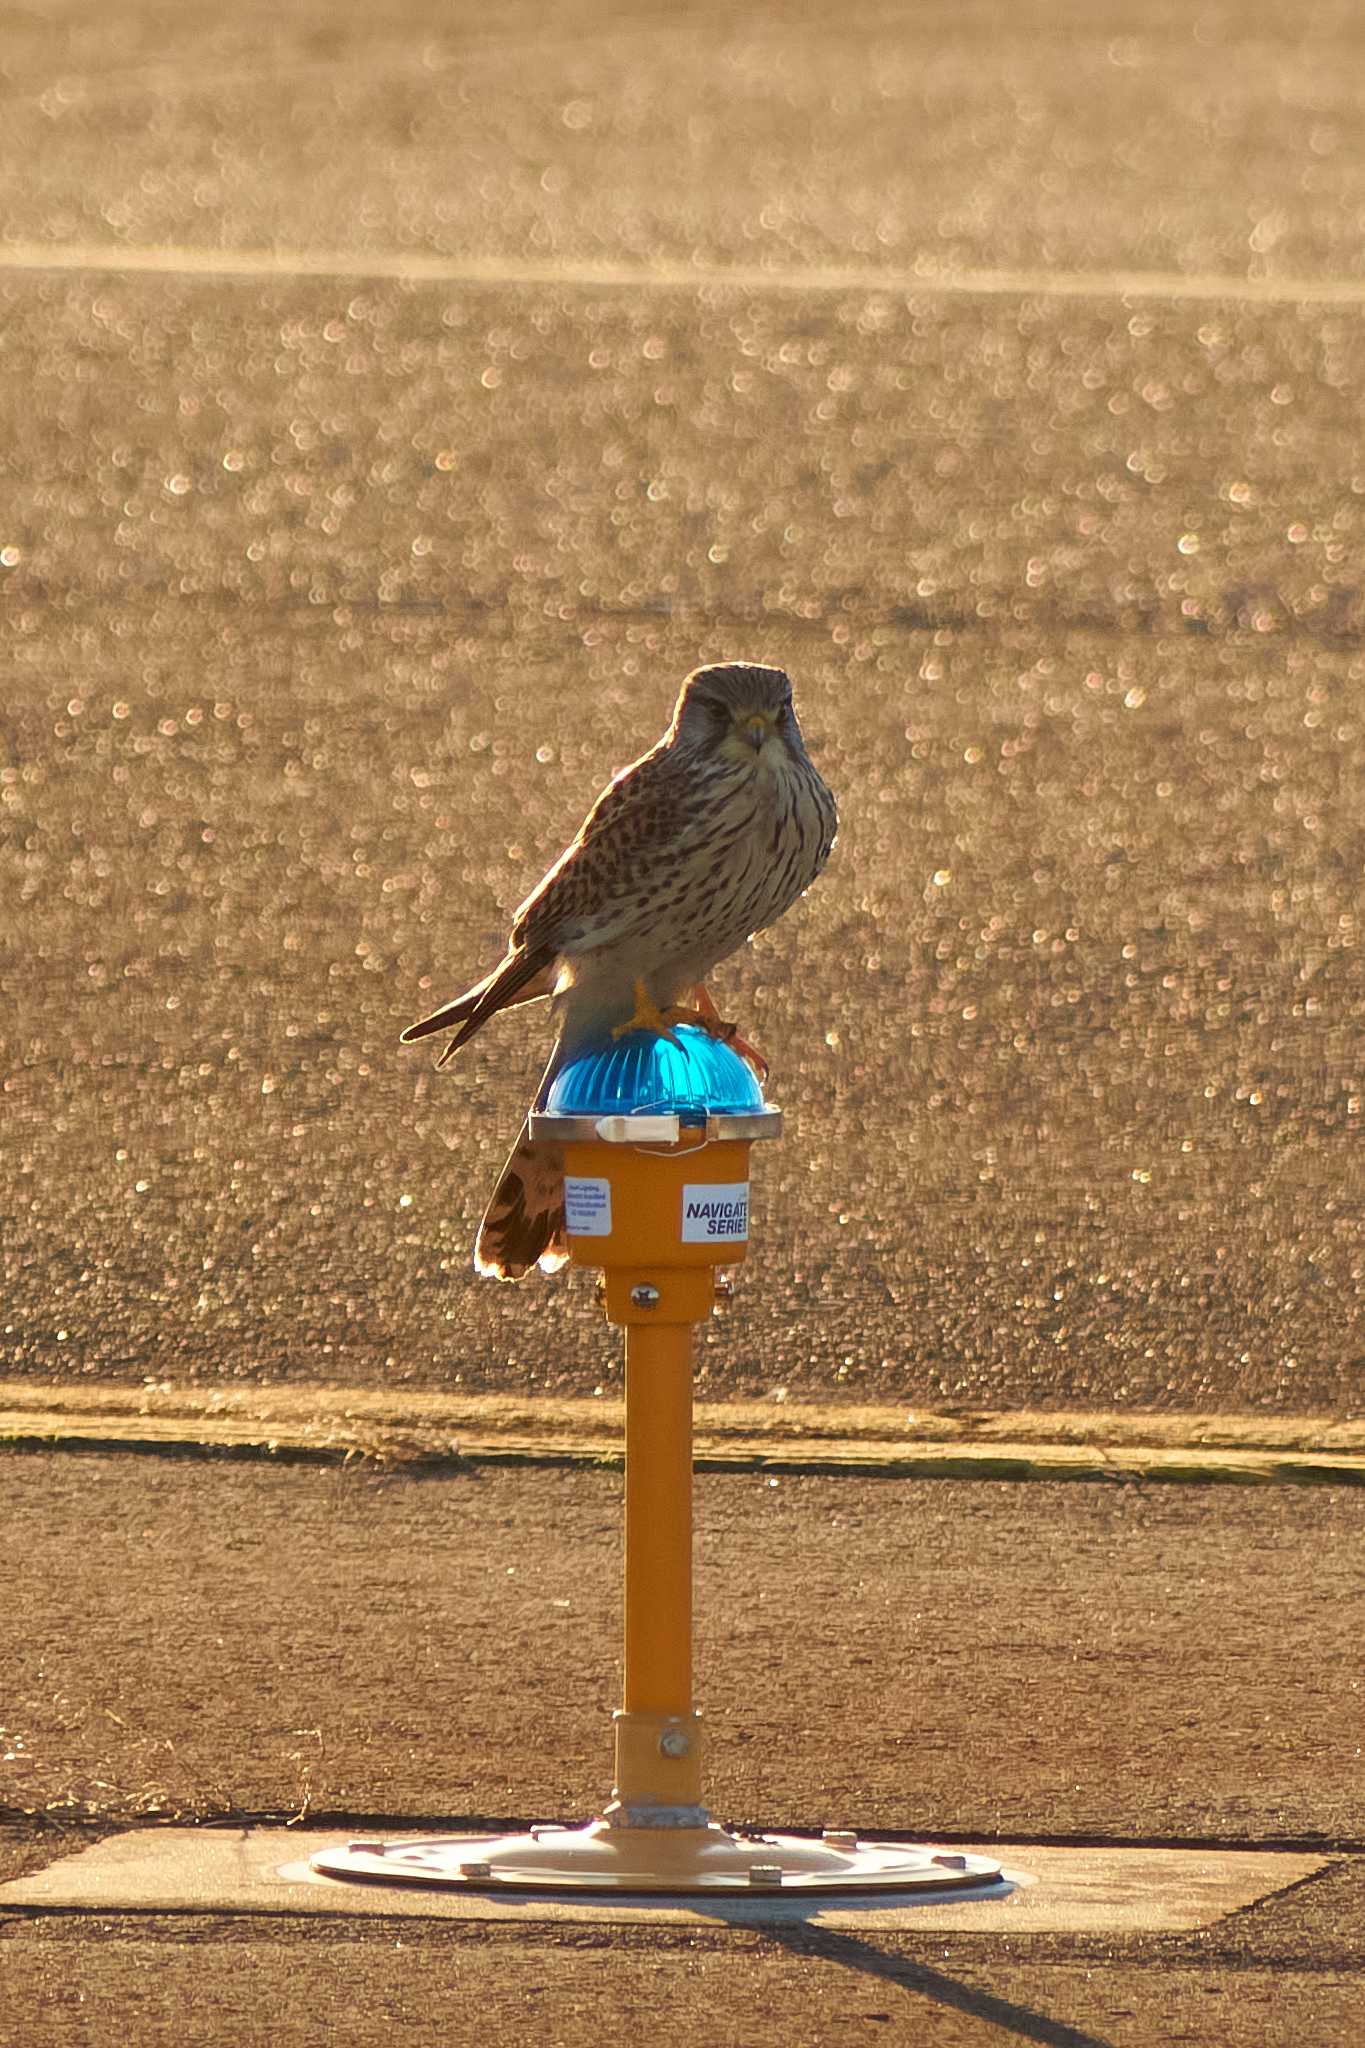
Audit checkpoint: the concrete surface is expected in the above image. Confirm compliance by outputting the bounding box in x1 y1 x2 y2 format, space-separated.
1 1829 1329 1938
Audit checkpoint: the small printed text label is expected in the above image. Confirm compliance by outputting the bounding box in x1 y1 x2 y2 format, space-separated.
565 1176 612 1236
680 1183 750 1243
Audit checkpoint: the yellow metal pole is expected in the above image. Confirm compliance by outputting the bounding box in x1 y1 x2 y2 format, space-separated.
623 1318 695 1716
562 1127 742 1821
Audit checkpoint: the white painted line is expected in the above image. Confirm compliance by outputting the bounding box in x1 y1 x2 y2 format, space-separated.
4 238 1365 306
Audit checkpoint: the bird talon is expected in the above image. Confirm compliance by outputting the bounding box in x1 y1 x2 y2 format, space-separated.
734 1040 770 1086
659 1004 705 1034
689 984 769 1083
612 978 688 1041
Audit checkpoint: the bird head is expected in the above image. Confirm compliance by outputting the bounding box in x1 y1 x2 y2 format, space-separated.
671 661 800 764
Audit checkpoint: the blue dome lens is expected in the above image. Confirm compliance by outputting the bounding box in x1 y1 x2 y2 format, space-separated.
546 1024 765 1120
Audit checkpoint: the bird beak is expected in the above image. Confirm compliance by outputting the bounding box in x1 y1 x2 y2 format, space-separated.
740 712 773 751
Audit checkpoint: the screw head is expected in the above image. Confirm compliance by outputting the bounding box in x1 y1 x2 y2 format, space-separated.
658 1727 691 1758
630 1283 661 1308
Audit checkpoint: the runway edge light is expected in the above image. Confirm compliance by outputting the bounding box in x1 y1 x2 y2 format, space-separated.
311 1025 1005 1896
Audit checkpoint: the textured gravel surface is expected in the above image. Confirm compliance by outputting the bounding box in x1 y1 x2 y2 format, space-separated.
2 0 1362 1414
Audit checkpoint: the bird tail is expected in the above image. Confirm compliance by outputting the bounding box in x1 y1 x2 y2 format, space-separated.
473 1039 573 1281
474 1119 568 1281
400 947 555 1067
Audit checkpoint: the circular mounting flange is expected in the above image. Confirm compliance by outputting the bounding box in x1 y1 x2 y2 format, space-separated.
311 1820 1006 1897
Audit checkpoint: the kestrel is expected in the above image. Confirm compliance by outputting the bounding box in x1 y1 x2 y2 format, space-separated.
402 661 837 1280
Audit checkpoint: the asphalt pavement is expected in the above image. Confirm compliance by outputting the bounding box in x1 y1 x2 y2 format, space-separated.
1 2 1362 1415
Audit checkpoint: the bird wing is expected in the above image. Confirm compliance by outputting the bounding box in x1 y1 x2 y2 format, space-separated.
401 953 557 1050
510 739 683 957
426 944 557 1066
401 742 682 1066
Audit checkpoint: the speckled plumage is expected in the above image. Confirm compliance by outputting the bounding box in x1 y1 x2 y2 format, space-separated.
402 661 836 1278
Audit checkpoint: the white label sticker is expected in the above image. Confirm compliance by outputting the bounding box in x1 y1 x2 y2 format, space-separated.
681 1183 750 1243
565 1176 612 1236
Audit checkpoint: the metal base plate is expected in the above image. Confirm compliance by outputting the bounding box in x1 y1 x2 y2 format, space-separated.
311 1820 1005 1897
